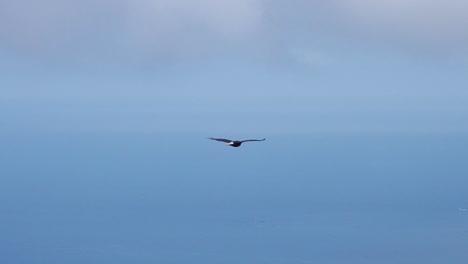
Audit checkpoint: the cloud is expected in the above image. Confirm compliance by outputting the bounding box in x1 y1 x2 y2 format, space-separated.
121 0 262 56
288 48 332 67
0 0 262 59
332 0 468 49
1 0 468 61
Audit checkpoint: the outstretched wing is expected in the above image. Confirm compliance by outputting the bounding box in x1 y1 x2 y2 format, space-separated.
209 138 232 143
240 138 266 143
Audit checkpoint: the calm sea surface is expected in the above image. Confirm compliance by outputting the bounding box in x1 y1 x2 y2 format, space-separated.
1 133 467 263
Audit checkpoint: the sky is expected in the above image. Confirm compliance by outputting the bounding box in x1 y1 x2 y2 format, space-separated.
1 0 468 135
1 1 468 263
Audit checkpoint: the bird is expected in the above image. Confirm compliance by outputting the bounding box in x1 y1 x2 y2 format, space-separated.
208 137 266 147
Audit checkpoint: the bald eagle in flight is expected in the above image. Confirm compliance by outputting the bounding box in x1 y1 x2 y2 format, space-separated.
209 138 266 147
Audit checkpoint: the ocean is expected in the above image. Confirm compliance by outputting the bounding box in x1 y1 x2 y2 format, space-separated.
1 132 467 263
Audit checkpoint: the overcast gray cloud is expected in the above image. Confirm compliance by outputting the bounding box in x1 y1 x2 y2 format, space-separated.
332 0 468 50
0 0 263 58
1 0 468 60
121 0 263 56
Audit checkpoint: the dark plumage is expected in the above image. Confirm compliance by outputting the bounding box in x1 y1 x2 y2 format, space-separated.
209 137 266 147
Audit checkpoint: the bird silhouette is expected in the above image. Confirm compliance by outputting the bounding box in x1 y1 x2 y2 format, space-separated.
209 138 266 147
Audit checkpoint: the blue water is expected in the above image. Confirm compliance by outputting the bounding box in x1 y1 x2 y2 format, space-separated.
1 133 467 263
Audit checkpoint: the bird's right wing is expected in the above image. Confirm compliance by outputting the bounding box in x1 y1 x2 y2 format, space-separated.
208 138 232 143
240 138 266 143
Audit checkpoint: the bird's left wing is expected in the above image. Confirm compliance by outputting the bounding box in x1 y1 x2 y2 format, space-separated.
208 138 232 143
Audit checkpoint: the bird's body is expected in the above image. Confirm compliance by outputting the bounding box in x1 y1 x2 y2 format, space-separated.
209 138 266 147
